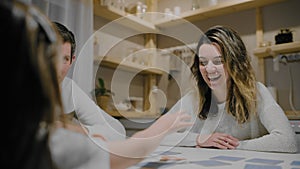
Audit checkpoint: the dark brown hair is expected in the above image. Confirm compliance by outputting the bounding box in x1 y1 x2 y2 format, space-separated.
2 1 62 168
191 25 257 123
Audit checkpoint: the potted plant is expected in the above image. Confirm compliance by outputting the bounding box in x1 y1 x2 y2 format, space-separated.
92 77 114 111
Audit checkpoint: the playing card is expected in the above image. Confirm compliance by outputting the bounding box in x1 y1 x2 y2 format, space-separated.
245 158 284 165
190 160 231 166
210 155 245 162
291 161 300 166
244 164 282 169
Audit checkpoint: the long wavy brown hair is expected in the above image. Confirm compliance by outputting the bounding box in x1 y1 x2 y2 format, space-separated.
191 25 257 124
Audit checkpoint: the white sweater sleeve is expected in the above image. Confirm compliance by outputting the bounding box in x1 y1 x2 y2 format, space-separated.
61 77 126 141
237 82 298 153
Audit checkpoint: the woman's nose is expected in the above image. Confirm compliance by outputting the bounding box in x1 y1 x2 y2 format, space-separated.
205 61 217 72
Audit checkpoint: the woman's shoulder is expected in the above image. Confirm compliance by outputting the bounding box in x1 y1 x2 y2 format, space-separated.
256 81 266 89
255 81 271 95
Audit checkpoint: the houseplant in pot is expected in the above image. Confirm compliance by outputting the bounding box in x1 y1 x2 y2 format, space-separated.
92 77 114 111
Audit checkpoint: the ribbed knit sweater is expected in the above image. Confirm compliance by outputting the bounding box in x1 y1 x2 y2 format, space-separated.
162 82 297 153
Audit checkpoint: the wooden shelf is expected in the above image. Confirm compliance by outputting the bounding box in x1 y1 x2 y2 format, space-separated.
94 56 163 75
253 41 300 58
94 0 286 31
93 0 157 33
154 0 286 28
106 109 160 119
285 111 300 120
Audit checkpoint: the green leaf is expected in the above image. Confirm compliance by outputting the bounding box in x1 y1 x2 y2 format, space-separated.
98 78 105 88
90 77 115 96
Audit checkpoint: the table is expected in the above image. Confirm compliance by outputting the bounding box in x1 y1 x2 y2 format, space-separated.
128 145 300 169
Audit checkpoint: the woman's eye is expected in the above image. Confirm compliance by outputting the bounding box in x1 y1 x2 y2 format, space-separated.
199 56 223 66
212 59 223 65
199 60 208 66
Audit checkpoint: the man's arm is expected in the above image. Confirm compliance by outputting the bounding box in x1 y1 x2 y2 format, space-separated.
61 77 126 141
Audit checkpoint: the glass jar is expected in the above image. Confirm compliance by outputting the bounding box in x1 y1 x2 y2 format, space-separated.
191 0 199 10
136 1 143 18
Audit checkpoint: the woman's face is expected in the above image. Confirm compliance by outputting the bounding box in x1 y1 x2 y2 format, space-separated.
198 43 228 91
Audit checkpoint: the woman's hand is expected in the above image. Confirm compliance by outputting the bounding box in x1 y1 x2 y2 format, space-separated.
196 133 239 149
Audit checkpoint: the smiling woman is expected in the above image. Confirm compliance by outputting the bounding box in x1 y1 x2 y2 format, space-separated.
158 25 299 153
198 44 227 91
187 25 298 153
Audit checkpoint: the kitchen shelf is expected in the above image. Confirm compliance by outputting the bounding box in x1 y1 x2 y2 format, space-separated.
154 0 286 28
285 111 300 120
94 56 163 75
253 41 300 120
253 41 300 58
93 0 157 33
94 0 286 31
106 110 160 119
